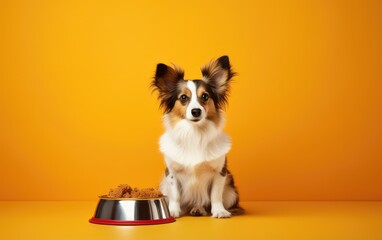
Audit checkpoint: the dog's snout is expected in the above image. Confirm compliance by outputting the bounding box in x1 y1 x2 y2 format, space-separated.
191 108 202 117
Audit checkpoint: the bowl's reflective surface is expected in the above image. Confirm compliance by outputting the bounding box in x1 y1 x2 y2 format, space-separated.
89 196 175 225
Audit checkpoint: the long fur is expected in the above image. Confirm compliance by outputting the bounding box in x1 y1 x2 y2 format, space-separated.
152 56 243 218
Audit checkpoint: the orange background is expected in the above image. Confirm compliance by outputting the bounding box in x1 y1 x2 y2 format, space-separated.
0 0 381 201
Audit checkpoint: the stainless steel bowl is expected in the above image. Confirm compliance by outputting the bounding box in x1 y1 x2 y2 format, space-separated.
89 195 175 225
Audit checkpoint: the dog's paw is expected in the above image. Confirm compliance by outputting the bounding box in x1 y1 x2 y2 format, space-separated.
170 209 181 218
190 207 207 216
169 203 181 218
211 208 231 218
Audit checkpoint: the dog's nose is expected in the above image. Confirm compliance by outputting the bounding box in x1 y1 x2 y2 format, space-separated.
191 108 202 117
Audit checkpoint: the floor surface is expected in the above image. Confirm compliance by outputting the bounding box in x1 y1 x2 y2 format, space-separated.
1 201 381 240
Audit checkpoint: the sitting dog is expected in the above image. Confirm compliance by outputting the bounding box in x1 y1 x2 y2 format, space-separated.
152 56 242 218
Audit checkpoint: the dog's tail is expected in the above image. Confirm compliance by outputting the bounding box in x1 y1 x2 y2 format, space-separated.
228 205 245 215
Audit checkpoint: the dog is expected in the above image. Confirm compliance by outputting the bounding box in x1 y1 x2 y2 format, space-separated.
151 56 242 218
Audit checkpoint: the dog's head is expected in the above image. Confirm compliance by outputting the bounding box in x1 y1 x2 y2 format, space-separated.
152 56 235 126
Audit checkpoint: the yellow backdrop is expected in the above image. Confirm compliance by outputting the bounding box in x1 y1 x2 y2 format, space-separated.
1 0 381 201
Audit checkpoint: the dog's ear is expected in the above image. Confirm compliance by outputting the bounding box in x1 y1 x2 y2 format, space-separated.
152 63 184 112
201 55 236 107
153 63 184 93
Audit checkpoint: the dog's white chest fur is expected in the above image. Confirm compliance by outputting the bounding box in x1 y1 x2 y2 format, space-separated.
159 116 231 167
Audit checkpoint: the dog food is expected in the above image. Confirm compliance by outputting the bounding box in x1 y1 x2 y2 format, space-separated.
107 184 163 199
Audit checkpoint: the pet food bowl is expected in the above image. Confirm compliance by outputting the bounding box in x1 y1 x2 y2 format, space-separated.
89 196 175 226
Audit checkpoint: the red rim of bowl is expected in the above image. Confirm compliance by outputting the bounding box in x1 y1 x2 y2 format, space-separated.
89 217 176 226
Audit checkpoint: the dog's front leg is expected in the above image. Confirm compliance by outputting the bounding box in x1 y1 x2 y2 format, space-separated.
166 171 181 218
210 173 231 218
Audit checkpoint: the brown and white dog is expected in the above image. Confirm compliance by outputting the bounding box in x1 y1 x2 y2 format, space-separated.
151 56 242 218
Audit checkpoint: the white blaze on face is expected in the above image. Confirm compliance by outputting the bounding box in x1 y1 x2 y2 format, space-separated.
186 81 205 121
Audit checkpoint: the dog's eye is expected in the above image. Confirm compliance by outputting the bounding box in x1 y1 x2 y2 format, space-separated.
201 93 209 102
179 94 189 103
